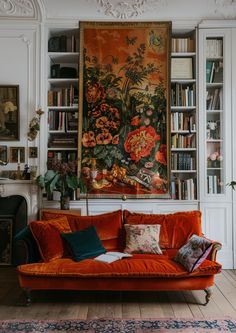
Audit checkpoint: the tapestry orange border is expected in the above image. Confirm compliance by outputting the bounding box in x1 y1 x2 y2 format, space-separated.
78 21 171 198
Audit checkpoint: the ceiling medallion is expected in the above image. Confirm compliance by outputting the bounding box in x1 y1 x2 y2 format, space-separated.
0 0 34 17
93 0 165 19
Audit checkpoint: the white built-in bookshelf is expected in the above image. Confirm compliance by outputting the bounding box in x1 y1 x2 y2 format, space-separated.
46 28 79 164
170 30 197 200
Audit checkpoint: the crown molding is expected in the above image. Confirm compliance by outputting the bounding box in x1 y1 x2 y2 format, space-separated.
90 0 167 19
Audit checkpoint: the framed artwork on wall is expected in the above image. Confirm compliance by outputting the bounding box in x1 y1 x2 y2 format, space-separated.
0 85 19 141
9 147 25 163
79 21 171 198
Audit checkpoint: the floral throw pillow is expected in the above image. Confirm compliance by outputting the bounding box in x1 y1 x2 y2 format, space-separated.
174 234 213 272
124 224 162 254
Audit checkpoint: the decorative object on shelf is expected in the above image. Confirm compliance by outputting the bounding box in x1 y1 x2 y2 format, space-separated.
27 108 44 141
79 21 171 199
207 151 222 168
36 158 80 210
0 85 19 141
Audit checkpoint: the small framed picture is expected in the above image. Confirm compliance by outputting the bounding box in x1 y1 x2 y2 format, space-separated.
0 146 8 164
9 147 25 163
0 85 19 141
29 147 38 158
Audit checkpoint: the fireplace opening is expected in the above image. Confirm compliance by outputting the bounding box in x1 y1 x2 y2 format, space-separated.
0 195 27 265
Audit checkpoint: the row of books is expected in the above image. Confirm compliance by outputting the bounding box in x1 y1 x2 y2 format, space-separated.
170 178 196 200
48 87 78 107
171 133 196 149
171 37 194 53
47 150 77 162
206 60 223 83
171 84 196 107
48 133 77 148
171 113 196 132
207 175 221 194
48 111 78 131
206 88 222 110
171 152 196 170
206 39 223 58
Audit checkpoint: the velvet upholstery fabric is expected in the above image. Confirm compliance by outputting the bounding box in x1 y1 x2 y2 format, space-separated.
67 210 123 251
29 217 71 262
14 226 41 264
61 226 106 261
18 257 221 278
123 210 203 249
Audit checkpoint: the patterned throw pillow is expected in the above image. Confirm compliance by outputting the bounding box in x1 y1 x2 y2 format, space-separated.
174 234 213 272
124 224 162 254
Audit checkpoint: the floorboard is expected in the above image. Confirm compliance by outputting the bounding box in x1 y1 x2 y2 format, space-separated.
0 268 235 319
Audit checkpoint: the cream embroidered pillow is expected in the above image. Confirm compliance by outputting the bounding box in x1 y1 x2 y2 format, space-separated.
124 224 162 254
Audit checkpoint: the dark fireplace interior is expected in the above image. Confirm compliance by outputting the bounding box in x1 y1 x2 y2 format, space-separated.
0 195 27 265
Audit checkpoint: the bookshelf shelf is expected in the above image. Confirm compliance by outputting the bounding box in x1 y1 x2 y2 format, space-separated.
171 170 197 173
171 148 197 151
171 52 196 57
48 52 79 63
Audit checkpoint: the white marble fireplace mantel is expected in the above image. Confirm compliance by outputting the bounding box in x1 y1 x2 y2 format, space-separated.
0 180 38 222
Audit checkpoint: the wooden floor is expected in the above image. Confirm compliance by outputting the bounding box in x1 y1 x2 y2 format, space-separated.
0 267 236 320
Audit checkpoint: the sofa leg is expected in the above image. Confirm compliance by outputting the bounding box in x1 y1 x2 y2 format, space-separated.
17 288 32 306
204 287 212 305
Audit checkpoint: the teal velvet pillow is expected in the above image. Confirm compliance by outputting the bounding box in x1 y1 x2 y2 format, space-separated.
61 225 106 262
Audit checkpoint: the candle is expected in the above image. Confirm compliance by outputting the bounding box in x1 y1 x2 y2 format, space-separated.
18 149 20 164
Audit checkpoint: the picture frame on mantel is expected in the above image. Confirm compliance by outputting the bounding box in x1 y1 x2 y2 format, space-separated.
79 21 171 199
0 85 19 141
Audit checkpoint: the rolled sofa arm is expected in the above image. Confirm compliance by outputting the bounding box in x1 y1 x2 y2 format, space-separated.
210 242 222 262
13 226 40 265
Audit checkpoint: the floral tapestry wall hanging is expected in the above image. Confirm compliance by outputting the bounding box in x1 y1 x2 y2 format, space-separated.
79 21 171 198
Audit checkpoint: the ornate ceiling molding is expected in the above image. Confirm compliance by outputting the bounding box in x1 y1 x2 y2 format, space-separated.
91 0 166 19
0 0 35 18
214 0 236 18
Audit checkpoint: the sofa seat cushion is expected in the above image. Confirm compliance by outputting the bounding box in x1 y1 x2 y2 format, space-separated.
18 256 221 279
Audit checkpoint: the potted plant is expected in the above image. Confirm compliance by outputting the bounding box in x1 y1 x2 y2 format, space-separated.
36 158 81 210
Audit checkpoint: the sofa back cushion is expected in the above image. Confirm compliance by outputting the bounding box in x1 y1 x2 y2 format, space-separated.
67 210 122 251
123 210 203 249
29 216 71 262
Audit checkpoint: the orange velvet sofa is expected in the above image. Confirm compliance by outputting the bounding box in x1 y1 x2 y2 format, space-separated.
17 210 222 306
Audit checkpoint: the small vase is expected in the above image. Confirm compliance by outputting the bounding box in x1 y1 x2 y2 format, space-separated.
60 195 70 210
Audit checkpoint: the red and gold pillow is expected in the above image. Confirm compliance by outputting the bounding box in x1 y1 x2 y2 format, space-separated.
29 216 71 262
